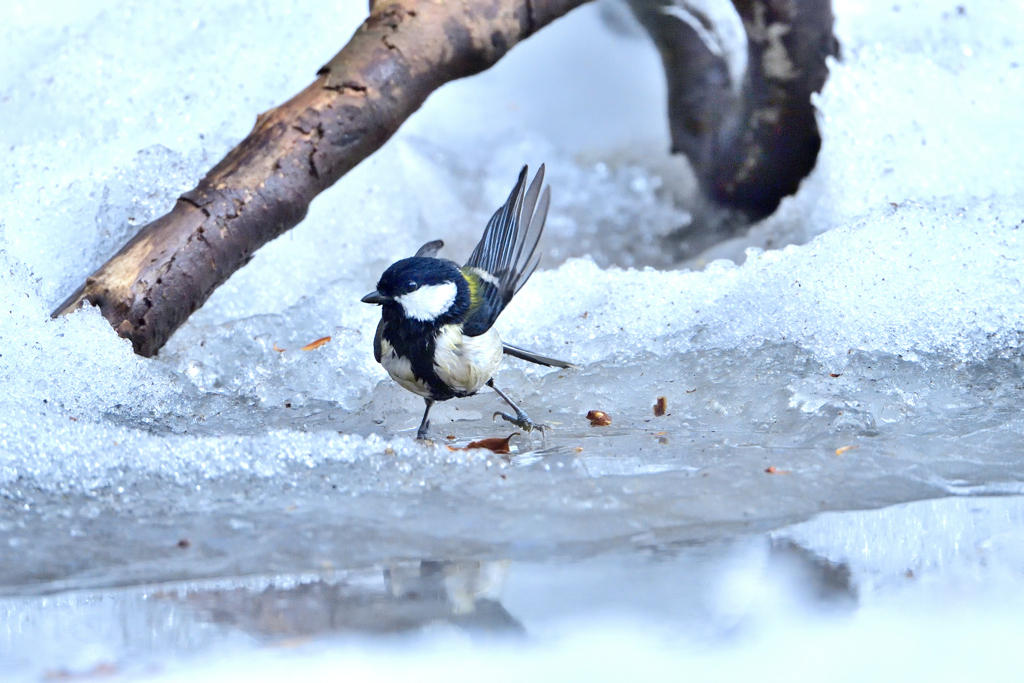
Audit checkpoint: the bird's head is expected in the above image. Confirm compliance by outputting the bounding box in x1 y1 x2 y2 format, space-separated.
362 257 470 324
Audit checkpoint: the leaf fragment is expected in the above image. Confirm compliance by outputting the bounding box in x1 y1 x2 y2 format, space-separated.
653 396 667 416
835 445 859 456
587 410 612 426
465 433 518 454
301 335 332 351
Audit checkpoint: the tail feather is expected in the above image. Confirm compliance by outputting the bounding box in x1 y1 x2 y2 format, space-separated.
502 342 575 369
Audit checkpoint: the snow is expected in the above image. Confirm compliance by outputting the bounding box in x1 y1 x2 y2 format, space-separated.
1 0 1024 679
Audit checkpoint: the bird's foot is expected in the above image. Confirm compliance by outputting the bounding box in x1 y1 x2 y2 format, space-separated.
416 420 431 441
493 411 548 447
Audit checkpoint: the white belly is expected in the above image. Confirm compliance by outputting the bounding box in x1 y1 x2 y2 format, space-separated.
433 325 503 396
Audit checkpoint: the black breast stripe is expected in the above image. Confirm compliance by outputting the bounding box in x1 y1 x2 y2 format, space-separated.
380 308 459 401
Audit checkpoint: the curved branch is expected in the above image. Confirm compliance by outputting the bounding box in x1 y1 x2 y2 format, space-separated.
52 0 590 357
631 0 837 218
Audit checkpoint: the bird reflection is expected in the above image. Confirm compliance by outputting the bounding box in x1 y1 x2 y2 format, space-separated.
182 559 523 640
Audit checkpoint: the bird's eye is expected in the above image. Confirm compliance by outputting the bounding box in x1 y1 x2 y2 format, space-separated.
407 280 417 289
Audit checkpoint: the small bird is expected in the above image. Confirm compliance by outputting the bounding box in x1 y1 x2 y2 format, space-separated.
361 164 572 441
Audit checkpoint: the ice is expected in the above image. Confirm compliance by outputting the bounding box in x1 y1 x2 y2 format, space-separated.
776 494 1024 591
2 0 1024 677
4 496 1024 680
506 198 1024 365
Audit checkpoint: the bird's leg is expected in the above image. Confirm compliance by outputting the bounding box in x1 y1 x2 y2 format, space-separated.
487 379 547 445
416 398 434 441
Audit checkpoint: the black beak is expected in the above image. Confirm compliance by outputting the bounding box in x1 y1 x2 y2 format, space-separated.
361 291 390 305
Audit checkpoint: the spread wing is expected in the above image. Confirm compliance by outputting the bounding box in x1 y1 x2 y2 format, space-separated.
461 164 551 336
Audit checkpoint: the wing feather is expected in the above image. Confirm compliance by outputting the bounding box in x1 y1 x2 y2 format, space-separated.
414 240 444 257
462 165 550 335
511 185 549 295
373 318 385 363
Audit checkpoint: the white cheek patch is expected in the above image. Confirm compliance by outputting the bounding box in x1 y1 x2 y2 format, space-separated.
396 281 458 321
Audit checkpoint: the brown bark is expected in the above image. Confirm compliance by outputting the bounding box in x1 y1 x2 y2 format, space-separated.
52 0 590 357
630 0 837 218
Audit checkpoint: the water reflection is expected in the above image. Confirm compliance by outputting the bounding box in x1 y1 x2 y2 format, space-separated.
183 560 522 640
0 542 855 678
768 540 857 610
4 495 1023 681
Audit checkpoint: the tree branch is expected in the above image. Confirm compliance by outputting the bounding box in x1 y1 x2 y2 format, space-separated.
55 0 835 357
52 0 590 357
630 0 837 218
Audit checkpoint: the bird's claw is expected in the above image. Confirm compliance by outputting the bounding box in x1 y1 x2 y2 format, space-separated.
492 410 545 433
492 411 548 448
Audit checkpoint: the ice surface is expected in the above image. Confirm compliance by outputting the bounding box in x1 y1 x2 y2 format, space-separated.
4 495 1024 680
1 0 1024 677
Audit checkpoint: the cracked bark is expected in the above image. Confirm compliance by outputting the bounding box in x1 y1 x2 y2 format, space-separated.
52 0 589 357
631 0 838 218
